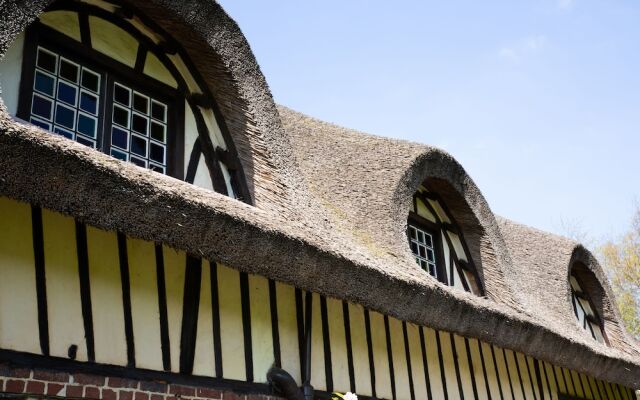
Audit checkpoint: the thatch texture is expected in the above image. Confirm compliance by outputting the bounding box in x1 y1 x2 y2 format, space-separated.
0 0 639 388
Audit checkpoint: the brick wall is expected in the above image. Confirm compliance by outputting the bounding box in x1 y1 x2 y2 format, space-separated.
0 364 279 400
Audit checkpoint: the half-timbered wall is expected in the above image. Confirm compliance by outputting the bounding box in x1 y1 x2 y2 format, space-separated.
0 196 636 400
0 0 242 198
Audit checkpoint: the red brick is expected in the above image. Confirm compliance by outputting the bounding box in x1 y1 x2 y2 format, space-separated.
109 377 139 389
67 384 84 398
197 388 223 399
135 391 150 400
74 373 106 386
169 384 196 397
6 379 26 393
223 391 244 400
150 394 165 400
119 390 134 400
85 386 102 399
139 381 168 393
33 369 70 383
102 388 118 400
26 380 46 394
47 383 65 396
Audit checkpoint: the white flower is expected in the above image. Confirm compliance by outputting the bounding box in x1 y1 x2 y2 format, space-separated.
343 392 358 400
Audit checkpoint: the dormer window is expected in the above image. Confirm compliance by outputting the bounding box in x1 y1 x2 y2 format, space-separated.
1 0 250 202
570 273 606 343
408 185 482 295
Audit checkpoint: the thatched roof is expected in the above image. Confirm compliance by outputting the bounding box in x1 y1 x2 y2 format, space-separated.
1 0 639 388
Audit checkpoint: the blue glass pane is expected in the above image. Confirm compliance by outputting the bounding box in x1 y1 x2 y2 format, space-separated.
77 114 96 138
81 69 100 93
34 71 55 97
30 118 51 131
130 135 147 157
55 104 75 129
57 81 77 106
111 127 129 150
130 157 146 167
31 95 53 120
150 164 165 173
54 127 74 139
150 142 165 164
76 136 95 148
111 149 128 161
79 92 98 115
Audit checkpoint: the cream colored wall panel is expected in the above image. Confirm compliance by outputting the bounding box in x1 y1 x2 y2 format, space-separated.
143 52 178 88
494 347 515 400
553 365 568 396
579 373 594 399
587 376 601 400
163 245 185 373
348 304 372 397
480 342 503 400
127 237 163 370
276 281 301 384
0 198 39 354
603 381 616 400
447 231 468 262
220 162 236 199
41 210 86 361
40 11 81 42
199 107 228 150
526 357 542 400
129 16 162 44
369 311 391 400
86 226 127 366
514 352 533 400
568 370 586 398
452 335 475 400
438 331 461 400
193 261 215 377
218 264 246 381
562 368 576 396
428 199 451 223
326 298 349 393
388 318 410 400
468 339 489 400
249 274 274 383
168 54 201 95
0 32 24 116
89 16 138 68
504 350 525 400
310 293 326 391
539 361 557 400
423 328 446 400
406 323 427 400
415 198 436 223
194 155 213 190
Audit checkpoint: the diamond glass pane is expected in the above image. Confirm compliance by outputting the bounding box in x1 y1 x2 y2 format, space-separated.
28 47 102 148
109 82 169 174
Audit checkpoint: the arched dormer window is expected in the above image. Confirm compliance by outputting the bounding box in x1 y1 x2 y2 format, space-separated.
0 0 250 202
408 184 482 295
570 270 607 344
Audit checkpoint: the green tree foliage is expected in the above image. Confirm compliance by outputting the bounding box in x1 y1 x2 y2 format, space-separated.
599 208 640 340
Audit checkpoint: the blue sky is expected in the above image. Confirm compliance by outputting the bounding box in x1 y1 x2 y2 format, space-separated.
218 0 640 245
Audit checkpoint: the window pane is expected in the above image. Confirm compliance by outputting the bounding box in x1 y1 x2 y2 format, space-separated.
151 100 166 122
111 127 129 150
150 121 166 143
81 68 100 93
77 113 97 139
149 142 165 164
55 104 76 130
130 134 148 157
113 105 130 128
57 81 78 106
132 113 148 135
114 83 131 106
79 91 98 115
30 117 51 131
59 58 79 83
54 126 74 140
34 70 56 97
31 94 53 120
133 92 149 114
37 47 57 74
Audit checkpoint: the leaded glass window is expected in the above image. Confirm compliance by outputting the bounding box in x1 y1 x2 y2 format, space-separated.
409 224 438 278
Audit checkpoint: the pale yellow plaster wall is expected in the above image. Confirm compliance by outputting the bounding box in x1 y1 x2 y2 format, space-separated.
42 209 87 361
388 317 410 400
127 237 163 370
249 274 274 383
0 198 39 354
369 311 391 399
326 297 349 393
217 264 245 381
310 293 326 391
193 260 216 377
276 281 301 384
86 226 128 366
39 11 81 42
89 16 138 68
163 245 186 374
348 303 372 397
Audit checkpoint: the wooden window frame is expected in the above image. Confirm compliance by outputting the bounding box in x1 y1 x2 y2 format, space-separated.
17 22 185 180
408 187 485 295
570 272 608 344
